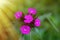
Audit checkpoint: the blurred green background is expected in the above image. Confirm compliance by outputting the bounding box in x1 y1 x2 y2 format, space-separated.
17 0 60 40
0 0 60 40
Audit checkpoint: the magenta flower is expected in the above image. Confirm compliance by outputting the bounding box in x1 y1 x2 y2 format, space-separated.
15 8 41 34
24 15 33 23
28 8 37 15
14 11 23 19
34 18 41 27
20 25 31 34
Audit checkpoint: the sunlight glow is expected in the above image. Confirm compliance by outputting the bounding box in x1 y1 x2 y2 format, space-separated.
0 0 8 7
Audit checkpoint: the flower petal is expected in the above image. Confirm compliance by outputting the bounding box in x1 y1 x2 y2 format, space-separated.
15 11 22 19
28 8 37 15
24 15 33 23
34 18 41 27
20 25 31 34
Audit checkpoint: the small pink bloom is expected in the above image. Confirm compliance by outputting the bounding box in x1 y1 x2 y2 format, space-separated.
20 25 31 34
34 18 41 27
24 15 33 23
28 8 37 15
15 11 22 19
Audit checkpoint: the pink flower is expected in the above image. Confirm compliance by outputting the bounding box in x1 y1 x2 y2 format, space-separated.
20 25 31 34
34 18 41 27
15 8 41 35
14 11 22 19
28 8 37 15
24 15 33 23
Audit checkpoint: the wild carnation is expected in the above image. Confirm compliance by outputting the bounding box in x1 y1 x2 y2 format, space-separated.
14 8 41 34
